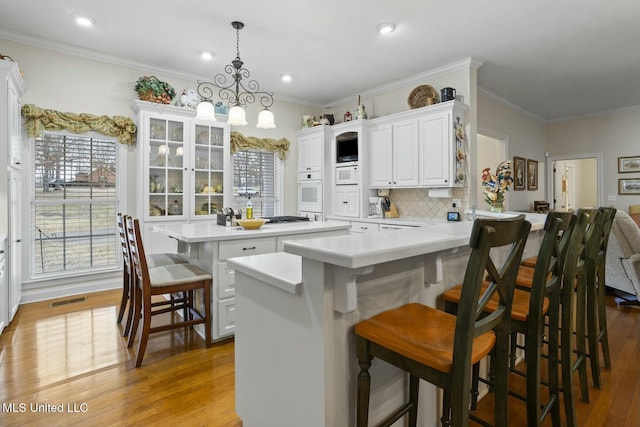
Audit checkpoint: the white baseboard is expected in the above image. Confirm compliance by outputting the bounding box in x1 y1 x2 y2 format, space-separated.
20 278 120 304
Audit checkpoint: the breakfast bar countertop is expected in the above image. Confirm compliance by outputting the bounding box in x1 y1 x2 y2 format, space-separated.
153 220 350 243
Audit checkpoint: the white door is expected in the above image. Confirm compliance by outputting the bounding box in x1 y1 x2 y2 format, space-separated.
554 161 576 210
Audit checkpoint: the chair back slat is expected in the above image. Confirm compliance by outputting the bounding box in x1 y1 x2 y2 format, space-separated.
125 216 150 291
116 213 131 270
455 215 530 356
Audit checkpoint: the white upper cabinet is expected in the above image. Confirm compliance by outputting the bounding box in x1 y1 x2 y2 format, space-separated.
419 110 451 187
132 100 231 222
297 130 324 173
368 101 468 189
369 119 419 188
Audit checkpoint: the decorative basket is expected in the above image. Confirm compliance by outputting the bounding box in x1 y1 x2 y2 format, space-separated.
135 75 176 104
408 85 440 109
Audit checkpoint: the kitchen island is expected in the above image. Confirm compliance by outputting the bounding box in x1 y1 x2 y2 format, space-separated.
228 213 547 427
153 220 350 341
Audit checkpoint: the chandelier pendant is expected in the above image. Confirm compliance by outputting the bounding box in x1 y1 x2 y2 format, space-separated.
196 21 276 128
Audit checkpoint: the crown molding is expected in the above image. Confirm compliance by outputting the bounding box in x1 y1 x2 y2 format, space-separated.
0 29 314 107
477 85 547 122
328 57 485 107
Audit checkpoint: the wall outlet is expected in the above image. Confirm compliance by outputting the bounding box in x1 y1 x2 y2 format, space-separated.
452 198 461 208
608 195 616 201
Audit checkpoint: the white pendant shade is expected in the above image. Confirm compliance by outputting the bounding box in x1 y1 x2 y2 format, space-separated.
195 101 216 121
256 108 276 129
228 105 248 126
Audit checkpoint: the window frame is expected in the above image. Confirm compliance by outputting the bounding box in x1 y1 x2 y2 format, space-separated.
29 130 122 280
231 149 283 218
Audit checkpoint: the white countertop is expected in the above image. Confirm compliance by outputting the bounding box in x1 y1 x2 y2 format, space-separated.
285 212 547 269
228 252 302 295
153 220 350 243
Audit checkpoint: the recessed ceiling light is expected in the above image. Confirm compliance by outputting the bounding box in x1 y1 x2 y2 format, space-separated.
72 13 95 27
376 23 396 34
201 51 214 60
281 74 292 83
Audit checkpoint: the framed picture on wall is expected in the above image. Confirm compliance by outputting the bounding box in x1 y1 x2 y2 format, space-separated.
618 156 640 173
527 159 538 191
618 178 640 195
513 156 526 190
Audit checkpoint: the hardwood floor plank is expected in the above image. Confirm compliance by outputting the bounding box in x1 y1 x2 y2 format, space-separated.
1 289 638 426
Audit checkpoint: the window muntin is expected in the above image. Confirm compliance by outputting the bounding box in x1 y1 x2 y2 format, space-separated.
232 150 280 218
32 133 118 275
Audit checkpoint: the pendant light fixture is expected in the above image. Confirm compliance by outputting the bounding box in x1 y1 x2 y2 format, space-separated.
196 21 276 128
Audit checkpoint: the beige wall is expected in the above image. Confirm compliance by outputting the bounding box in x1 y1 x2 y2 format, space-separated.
545 110 640 212
477 93 547 211
0 38 309 215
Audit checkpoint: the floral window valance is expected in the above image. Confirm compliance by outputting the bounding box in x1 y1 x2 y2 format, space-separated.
230 131 290 160
21 104 137 145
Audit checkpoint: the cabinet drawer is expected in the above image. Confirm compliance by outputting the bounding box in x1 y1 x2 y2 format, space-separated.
217 261 236 299
350 221 377 234
218 237 277 260
217 298 235 337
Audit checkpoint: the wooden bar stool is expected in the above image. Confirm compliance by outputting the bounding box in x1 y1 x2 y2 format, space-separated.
355 215 530 427
125 216 212 367
116 213 188 339
443 211 571 427
585 206 616 388
558 209 593 427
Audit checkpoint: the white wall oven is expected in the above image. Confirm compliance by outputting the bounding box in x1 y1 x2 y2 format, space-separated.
297 171 322 214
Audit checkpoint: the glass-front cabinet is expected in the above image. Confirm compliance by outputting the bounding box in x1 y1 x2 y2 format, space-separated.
132 100 230 222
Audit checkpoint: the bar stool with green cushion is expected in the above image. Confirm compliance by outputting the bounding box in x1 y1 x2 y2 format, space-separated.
116 213 188 339
125 216 212 367
355 215 530 427
585 206 616 389
443 211 570 427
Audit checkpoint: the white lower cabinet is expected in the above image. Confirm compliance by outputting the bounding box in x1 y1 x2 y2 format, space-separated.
212 237 276 340
334 185 360 218
350 221 378 234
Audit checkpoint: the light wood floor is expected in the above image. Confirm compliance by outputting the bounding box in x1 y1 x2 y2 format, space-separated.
0 289 638 426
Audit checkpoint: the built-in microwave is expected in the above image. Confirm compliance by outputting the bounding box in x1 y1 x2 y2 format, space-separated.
336 131 358 163
336 165 359 185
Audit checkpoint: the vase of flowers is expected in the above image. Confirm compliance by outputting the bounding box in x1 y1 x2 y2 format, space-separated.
481 160 514 212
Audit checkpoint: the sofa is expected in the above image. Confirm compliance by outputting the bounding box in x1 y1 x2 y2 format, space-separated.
606 210 640 305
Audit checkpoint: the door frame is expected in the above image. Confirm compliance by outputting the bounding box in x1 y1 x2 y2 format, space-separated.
547 152 603 210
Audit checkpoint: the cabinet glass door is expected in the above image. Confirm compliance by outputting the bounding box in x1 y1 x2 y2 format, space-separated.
148 118 185 218
193 124 225 217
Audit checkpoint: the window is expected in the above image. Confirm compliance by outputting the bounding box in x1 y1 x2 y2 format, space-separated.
32 133 118 276
232 150 281 218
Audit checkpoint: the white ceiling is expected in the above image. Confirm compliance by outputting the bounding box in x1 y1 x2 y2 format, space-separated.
1 0 639 121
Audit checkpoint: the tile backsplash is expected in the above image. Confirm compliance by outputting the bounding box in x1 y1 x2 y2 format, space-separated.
388 188 468 219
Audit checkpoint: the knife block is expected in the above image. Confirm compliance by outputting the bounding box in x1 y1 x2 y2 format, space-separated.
384 204 399 218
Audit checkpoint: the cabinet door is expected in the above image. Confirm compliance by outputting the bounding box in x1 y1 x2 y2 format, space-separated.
392 119 420 187
419 111 452 187
7 78 22 168
369 125 393 187
192 123 227 218
217 298 236 337
147 117 188 220
298 133 323 172
7 168 22 321
334 185 360 218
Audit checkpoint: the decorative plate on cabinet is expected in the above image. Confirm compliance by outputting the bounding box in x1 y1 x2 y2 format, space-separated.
408 85 440 109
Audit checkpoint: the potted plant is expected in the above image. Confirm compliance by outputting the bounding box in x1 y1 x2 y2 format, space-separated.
134 76 176 104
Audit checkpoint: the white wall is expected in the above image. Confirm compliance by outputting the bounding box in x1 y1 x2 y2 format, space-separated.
0 38 310 215
545 110 640 212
